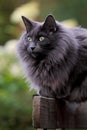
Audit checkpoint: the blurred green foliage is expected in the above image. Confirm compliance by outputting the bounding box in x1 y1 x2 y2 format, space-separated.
1 0 87 44
0 41 35 130
39 0 87 27
1 0 87 130
0 0 29 44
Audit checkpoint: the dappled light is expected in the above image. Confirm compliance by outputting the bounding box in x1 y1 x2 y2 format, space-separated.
11 1 40 23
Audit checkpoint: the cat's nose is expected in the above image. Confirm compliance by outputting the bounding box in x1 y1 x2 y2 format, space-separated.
30 47 35 51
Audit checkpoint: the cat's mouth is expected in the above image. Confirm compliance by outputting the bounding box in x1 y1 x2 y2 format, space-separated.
27 48 38 58
31 52 38 58
30 51 47 59
29 51 41 58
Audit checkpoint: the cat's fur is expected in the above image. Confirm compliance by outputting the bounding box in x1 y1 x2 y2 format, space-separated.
17 15 87 102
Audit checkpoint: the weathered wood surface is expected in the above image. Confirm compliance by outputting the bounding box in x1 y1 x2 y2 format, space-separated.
32 95 87 129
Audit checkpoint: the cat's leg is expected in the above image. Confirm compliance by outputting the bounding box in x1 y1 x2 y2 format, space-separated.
55 87 70 100
68 78 87 102
39 86 55 98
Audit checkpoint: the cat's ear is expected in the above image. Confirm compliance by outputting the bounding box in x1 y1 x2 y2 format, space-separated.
22 16 34 32
42 15 57 34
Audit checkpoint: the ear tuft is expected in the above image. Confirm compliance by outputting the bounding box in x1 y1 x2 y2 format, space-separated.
21 16 33 32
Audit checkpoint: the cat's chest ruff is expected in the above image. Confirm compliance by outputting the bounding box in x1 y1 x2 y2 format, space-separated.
37 60 59 83
30 60 64 89
36 60 51 76
31 59 54 79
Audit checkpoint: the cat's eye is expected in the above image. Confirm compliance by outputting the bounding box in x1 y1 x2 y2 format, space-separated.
27 37 32 41
39 36 45 41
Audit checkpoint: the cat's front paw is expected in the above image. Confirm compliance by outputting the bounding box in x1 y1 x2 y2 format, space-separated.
39 87 55 98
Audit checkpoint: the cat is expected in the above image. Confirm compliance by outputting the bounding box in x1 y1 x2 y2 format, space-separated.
17 14 87 102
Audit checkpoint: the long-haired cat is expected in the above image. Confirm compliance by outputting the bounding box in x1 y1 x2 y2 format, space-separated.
17 15 87 102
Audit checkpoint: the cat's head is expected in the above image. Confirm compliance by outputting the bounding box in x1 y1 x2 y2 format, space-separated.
21 15 58 59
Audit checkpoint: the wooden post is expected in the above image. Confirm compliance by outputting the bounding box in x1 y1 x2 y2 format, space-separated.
32 96 57 129
32 95 87 129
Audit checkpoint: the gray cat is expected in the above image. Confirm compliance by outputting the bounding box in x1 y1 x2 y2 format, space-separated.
17 15 87 102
